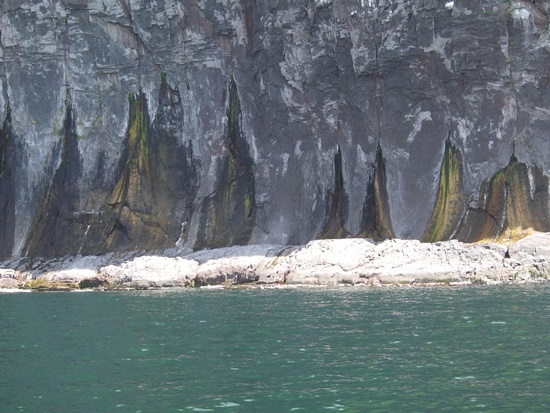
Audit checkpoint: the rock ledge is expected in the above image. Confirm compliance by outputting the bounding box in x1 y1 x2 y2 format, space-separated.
1 233 549 291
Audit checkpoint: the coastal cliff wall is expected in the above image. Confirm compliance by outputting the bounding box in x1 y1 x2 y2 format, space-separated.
0 0 549 258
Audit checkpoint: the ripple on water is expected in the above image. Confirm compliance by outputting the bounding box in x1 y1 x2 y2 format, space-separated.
218 402 239 407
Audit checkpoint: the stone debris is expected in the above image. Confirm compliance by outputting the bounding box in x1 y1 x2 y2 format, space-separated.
1 233 549 290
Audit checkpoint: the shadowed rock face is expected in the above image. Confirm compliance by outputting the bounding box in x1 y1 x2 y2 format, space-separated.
23 92 82 257
0 0 549 257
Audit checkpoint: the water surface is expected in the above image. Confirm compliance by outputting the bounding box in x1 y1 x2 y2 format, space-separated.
1 285 549 412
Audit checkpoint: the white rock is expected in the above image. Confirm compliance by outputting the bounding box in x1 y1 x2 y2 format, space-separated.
1 233 549 289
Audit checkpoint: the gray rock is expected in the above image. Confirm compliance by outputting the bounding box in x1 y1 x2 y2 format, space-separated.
508 232 550 258
0 1 549 257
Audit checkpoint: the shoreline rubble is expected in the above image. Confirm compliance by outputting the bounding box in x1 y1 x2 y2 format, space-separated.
1 233 549 291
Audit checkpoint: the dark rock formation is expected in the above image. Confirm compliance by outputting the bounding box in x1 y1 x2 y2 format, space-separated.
0 0 549 257
361 144 395 241
319 146 350 239
0 101 15 257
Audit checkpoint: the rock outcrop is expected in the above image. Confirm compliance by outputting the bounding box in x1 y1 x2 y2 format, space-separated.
0 1 549 257
1 233 549 290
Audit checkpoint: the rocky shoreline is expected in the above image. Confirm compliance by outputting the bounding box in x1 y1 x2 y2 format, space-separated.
1 233 549 291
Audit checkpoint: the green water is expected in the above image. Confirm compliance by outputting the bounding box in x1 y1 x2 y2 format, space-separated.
0 285 549 412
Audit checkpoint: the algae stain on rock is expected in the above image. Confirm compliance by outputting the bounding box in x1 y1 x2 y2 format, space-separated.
456 157 550 243
104 78 200 252
103 90 155 251
360 144 395 241
194 76 255 250
108 91 152 212
422 138 466 243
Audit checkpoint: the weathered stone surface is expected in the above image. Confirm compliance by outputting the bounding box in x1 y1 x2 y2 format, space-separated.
263 237 513 286
0 1 549 257
189 244 283 286
98 255 199 288
1 233 549 290
0 268 21 288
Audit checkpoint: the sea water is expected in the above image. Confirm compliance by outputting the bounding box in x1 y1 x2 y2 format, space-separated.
0 285 549 412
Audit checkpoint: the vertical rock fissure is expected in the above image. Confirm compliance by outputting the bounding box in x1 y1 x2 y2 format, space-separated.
117 0 163 82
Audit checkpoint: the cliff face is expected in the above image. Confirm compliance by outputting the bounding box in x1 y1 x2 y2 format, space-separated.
0 0 549 258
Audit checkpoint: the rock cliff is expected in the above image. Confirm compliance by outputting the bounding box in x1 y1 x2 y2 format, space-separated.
0 0 549 258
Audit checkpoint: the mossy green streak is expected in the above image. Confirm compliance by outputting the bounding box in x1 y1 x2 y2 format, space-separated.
103 84 200 252
108 91 152 211
422 138 466 242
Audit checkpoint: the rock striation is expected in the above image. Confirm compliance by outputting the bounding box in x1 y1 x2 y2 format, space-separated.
1 233 549 290
0 1 549 257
